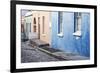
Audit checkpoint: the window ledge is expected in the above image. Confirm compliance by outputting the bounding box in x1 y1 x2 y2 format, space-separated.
73 31 81 36
57 33 64 37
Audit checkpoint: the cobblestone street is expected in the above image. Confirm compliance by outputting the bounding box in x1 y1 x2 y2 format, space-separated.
21 40 89 63
21 41 60 63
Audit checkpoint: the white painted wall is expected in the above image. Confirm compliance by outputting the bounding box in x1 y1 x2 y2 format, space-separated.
0 0 99 73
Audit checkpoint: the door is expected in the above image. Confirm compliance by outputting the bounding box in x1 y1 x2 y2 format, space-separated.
39 12 51 44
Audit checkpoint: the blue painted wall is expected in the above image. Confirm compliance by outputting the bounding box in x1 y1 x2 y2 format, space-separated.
51 12 90 57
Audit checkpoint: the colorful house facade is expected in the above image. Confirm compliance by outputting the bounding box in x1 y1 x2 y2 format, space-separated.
24 11 33 40
23 10 90 57
32 11 51 44
51 12 90 57
24 11 51 44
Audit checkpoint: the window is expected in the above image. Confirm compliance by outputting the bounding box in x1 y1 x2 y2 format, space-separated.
58 11 63 37
21 24 24 32
26 23 31 32
58 11 63 33
75 12 81 31
42 16 45 34
33 17 37 32
73 12 82 36
33 25 36 32
29 23 31 32
33 17 36 24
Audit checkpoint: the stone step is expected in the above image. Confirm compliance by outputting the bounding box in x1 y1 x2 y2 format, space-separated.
30 39 49 47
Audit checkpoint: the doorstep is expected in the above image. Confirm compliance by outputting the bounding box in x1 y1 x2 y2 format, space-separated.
30 39 49 47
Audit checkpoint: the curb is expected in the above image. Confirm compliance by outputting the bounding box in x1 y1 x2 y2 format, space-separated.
37 47 67 61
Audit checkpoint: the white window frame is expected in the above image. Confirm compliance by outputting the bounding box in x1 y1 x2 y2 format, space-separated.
73 12 82 37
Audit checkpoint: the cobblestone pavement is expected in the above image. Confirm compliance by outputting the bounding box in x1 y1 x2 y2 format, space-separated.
21 41 60 63
21 41 89 63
